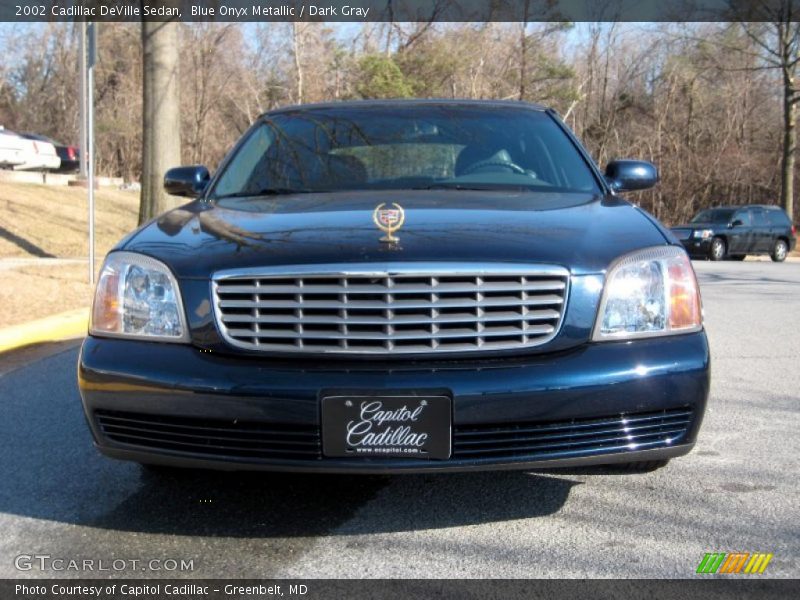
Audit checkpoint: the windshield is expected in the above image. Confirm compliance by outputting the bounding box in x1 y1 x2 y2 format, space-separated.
691 208 736 224
210 105 601 199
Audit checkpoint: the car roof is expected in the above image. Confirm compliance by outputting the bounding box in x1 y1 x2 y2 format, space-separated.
260 98 549 119
21 132 57 143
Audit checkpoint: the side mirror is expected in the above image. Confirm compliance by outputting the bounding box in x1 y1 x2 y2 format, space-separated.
164 165 210 198
730 219 744 228
604 159 659 193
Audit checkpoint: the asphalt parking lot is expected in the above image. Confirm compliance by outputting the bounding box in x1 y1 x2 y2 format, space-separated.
0 260 798 579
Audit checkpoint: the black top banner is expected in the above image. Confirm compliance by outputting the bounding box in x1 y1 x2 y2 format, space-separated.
3 0 800 22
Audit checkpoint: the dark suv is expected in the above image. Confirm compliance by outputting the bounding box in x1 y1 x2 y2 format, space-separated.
671 205 796 262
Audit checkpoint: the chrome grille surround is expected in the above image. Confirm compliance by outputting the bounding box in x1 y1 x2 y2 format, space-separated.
212 263 570 355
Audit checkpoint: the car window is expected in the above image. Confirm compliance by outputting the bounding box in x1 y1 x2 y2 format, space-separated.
751 209 769 226
332 143 460 180
214 125 273 197
767 209 790 227
691 208 735 223
210 105 601 199
734 210 751 226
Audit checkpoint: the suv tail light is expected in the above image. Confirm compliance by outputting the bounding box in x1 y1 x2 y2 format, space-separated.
792 224 797 236
67 146 77 160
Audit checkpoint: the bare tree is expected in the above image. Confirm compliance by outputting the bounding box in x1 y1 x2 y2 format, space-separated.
743 16 800 221
182 23 241 166
139 21 182 225
291 22 305 104
717 1 800 220
1 20 794 229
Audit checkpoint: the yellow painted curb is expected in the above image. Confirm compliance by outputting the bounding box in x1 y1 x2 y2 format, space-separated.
0 308 88 353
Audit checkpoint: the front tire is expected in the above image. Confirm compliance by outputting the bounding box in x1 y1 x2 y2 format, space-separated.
771 239 788 262
709 237 726 261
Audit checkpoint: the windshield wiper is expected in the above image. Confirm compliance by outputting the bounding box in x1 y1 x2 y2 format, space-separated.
214 188 324 200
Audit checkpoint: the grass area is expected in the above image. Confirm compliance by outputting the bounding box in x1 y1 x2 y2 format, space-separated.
0 182 139 328
0 182 139 258
0 263 90 329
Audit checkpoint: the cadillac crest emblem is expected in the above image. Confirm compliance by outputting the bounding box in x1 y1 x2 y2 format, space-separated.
372 202 405 244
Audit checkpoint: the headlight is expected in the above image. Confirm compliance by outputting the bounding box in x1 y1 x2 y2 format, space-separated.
593 246 702 341
90 251 189 342
693 229 713 239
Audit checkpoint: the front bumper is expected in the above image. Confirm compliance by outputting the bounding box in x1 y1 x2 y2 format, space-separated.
78 332 710 473
679 238 712 257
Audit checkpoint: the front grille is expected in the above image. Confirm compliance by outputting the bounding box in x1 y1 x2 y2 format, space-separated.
212 263 569 354
452 407 693 460
96 407 692 466
95 410 321 461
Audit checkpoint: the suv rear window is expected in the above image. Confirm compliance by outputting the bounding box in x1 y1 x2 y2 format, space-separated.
766 208 791 227
691 208 735 223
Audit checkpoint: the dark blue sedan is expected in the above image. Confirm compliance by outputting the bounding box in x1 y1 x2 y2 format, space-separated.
78 100 709 473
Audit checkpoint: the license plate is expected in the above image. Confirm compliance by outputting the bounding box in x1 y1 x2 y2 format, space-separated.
321 395 451 460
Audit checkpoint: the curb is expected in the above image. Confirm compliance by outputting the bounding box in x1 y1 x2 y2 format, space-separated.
745 256 800 262
0 308 88 354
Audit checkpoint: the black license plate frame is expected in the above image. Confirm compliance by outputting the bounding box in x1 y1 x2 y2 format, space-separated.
321 395 452 460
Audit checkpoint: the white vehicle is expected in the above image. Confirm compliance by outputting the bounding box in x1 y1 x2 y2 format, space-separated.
0 126 25 168
12 131 61 171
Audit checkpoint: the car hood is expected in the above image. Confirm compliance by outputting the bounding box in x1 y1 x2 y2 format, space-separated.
121 190 669 278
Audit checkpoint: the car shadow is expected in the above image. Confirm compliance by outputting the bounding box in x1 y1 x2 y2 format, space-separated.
85 468 579 537
0 346 579 539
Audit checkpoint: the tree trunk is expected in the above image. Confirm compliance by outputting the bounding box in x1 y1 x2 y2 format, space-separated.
139 21 182 225
781 70 796 221
582 26 599 138
292 23 304 104
518 2 530 101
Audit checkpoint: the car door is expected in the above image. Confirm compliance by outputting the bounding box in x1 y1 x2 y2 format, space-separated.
728 209 753 254
750 208 772 252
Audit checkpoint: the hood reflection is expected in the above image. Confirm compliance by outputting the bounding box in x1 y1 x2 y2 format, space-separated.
157 206 265 249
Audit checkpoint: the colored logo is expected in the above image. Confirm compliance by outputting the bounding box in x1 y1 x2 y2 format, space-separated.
697 552 773 574
372 202 405 244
